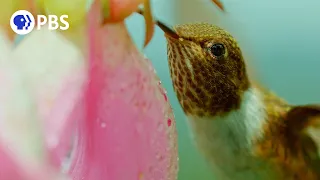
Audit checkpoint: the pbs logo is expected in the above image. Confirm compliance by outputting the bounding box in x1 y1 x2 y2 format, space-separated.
10 10 69 35
10 10 35 35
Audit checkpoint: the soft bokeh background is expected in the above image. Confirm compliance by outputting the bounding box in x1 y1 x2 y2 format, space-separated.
14 0 320 179
126 0 320 179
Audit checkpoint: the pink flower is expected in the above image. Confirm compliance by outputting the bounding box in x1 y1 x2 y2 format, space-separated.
68 1 179 179
0 0 179 179
0 27 82 180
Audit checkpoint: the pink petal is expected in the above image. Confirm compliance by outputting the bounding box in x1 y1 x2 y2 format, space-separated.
0 142 58 180
68 2 178 179
0 143 25 180
0 31 45 166
0 144 68 180
11 29 86 169
0 30 70 180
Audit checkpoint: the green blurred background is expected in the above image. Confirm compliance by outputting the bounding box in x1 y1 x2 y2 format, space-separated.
125 0 320 179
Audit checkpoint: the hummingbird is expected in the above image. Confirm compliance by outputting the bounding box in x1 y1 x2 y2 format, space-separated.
155 21 320 179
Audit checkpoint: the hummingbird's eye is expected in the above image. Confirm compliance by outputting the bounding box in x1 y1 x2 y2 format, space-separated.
209 43 225 57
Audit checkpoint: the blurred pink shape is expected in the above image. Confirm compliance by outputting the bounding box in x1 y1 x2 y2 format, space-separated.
0 29 75 180
12 30 86 170
68 1 178 179
0 0 178 179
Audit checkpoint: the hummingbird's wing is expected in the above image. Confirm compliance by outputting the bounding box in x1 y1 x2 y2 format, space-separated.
284 105 320 176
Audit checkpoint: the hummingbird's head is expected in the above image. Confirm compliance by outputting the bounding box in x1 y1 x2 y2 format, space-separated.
159 22 250 117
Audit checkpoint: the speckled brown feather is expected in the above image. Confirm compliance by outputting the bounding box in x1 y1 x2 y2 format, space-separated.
162 22 320 179
166 23 249 117
255 93 320 179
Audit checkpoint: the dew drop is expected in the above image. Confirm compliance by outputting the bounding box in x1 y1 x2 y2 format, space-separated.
101 122 106 128
167 119 172 127
163 93 168 101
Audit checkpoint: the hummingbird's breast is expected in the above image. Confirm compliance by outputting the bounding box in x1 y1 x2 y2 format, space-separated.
186 87 279 180
187 86 320 179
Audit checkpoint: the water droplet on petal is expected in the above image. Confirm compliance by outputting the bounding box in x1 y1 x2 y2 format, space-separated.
163 93 168 101
101 122 106 128
167 118 172 127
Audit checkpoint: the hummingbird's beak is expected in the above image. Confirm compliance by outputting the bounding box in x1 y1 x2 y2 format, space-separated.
156 21 180 39
136 9 179 39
